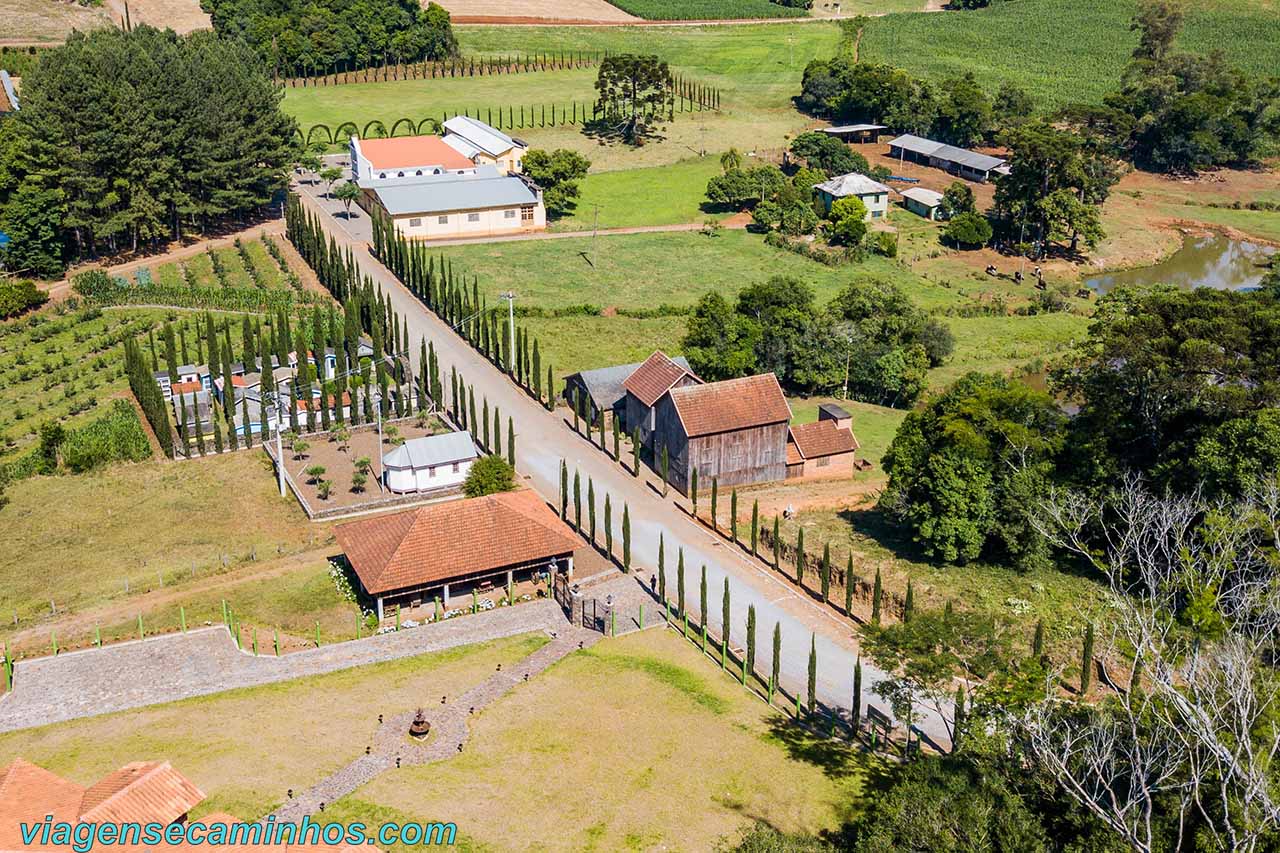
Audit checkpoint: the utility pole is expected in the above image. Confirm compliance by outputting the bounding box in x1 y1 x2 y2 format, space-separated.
499 291 517 376
842 334 853 401
587 203 603 267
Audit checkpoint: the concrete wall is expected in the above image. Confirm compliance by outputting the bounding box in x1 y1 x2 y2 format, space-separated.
385 457 473 493
391 202 545 241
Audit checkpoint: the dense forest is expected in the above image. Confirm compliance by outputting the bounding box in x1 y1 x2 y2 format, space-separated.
200 0 458 75
0 26 298 276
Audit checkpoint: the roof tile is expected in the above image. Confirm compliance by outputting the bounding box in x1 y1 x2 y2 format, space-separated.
622 351 699 408
668 374 791 438
788 420 859 460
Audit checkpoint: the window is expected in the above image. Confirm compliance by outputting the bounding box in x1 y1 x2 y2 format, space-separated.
452 462 460 473
816 456 831 468
408 217 422 227
438 215 449 224
397 171 405 178
467 213 480 222
515 159 522 171
521 205 535 222
378 173 386 179
428 466 436 478
504 209 517 219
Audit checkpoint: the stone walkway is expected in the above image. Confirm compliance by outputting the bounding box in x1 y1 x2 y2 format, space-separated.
272 625 600 822
0 601 568 734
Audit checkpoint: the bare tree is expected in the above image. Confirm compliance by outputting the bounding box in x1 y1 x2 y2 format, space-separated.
1022 476 1280 853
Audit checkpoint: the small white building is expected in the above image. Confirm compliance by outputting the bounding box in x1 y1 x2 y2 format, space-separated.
382 431 479 494
814 173 892 220
900 186 947 221
443 116 529 175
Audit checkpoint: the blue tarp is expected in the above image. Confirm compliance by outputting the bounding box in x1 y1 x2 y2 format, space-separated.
0 231 10 249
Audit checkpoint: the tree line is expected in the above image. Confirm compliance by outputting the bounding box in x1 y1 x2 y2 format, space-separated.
281 50 602 87
202 0 457 75
0 26 298 277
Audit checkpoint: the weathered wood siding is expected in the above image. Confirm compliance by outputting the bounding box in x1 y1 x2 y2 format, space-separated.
653 395 787 494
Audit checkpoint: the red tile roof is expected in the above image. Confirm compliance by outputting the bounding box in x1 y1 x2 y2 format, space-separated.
334 489 580 595
668 374 791 438
358 135 473 171
788 420 859 460
0 759 85 849
171 381 202 395
622 351 699 408
79 761 205 825
297 391 352 412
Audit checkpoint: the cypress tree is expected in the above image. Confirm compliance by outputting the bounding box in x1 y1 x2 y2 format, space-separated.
178 392 190 457
699 564 708 650
242 395 254 448
844 555 855 615
746 604 756 677
598 410 606 451
507 417 515 467
482 398 491 448
631 428 640 476
468 390 478 435
691 468 699 515
211 400 224 453
546 364 555 411
710 477 718 530
904 580 915 623
658 533 666 604
730 489 738 543
559 460 568 518
871 567 883 625
587 479 597 543
771 622 781 701
573 470 582 530
193 396 206 456
622 504 631 572
852 657 863 733
163 323 179 384
807 635 817 715
1081 622 1095 694
571 389 580 432
796 528 806 585
532 339 542 403
820 543 831 603
751 500 759 557
612 416 620 460
494 406 502 456
677 548 686 616
772 516 780 570
604 493 613 557
1032 620 1045 659
660 444 669 495
721 577 730 668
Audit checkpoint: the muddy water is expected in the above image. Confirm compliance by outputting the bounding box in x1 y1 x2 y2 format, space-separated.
1086 233 1277 294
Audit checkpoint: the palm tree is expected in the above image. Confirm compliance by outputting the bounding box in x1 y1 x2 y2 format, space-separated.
720 147 742 173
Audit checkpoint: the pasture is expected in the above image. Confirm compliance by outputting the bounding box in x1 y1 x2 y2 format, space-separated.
0 0 110 43
602 0 807 19
0 628 874 850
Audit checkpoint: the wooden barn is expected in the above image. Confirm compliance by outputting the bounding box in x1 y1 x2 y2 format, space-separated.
622 351 702 451
652 373 792 494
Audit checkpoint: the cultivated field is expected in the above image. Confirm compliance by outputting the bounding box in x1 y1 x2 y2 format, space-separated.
442 0 638 22
859 0 1280 108
102 0 209 33
0 0 110 44
600 0 807 19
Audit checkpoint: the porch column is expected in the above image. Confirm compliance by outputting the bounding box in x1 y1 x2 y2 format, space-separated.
443 583 451 606
566 555 574 578
506 569 513 589
376 596 384 622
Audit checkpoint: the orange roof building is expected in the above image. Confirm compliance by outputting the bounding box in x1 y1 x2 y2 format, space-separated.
786 404 860 480
649 373 792 495
621 351 701 453
0 758 367 852
351 135 475 179
333 489 579 617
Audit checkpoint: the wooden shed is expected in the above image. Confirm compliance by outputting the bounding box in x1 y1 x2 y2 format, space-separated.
651 373 792 494
622 351 701 451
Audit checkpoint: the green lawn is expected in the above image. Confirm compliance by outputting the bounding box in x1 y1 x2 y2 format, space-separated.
553 155 727 230
520 314 689 379
859 0 1280 108
439 228 957 312
936 312 1090 389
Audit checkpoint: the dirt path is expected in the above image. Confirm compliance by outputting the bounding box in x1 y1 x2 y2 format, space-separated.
2 546 333 651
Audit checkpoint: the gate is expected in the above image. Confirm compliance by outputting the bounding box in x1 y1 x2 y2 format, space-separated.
552 575 606 632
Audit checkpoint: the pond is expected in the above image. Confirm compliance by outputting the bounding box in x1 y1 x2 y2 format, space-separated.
1086 232 1277 294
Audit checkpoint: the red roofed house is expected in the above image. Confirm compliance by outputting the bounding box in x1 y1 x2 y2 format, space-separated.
333 488 579 620
621 351 701 452
0 757 369 852
786 403 861 479
650 373 792 494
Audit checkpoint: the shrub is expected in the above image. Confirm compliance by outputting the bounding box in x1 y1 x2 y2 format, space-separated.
463 454 516 497
0 280 49 319
59 400 152 472
944 212 994 248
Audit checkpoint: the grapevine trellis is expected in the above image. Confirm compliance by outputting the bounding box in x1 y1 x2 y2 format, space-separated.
280 51 605 88
298 75 721 146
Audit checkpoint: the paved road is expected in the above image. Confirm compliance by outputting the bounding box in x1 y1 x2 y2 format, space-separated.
294 175 950 746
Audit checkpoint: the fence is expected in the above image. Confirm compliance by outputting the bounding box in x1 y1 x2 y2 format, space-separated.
280 51 604 88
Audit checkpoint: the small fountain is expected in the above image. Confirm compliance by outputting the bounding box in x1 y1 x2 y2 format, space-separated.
409 708 431 739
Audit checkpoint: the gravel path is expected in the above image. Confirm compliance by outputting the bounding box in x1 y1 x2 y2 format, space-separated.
0 601 568 734
272 625 600 822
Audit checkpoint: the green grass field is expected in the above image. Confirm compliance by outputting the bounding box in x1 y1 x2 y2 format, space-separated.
935 312 1090 389
790 397 908 465
604 0 806 19
441 228 956 312
0 629 875 849
553 155 726 230
859 0 1280 108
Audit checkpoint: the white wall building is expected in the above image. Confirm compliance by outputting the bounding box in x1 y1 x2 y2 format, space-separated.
442 115 529 175
814 173 892 220
383 431 479 493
